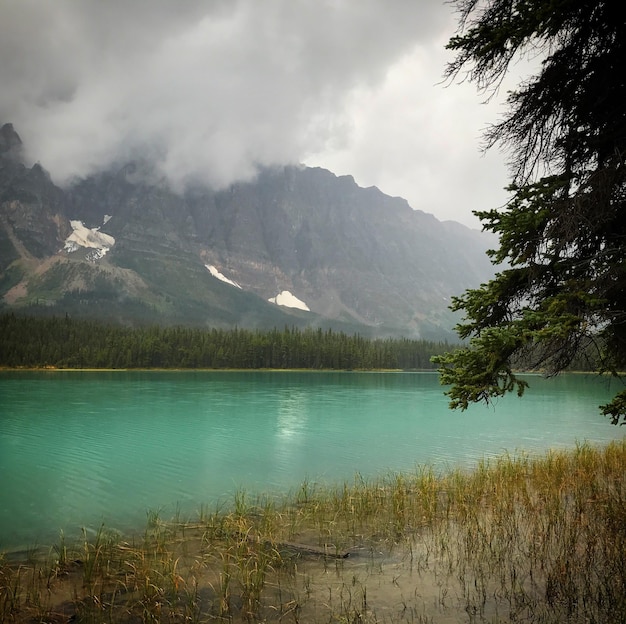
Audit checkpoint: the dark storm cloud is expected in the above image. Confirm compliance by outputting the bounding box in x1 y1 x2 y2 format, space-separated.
1 2 445 182
1 0 517 226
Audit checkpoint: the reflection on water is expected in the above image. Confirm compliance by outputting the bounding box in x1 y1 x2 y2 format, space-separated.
274 388 308 468
0 370 623 551
276 388 308 441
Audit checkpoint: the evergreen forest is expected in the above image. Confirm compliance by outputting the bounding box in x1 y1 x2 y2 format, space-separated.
0 314 450 370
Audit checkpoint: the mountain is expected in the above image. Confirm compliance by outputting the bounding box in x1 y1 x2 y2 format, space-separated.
0 123 495 339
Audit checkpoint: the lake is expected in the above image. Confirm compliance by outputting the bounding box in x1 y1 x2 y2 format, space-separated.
0 370 623 552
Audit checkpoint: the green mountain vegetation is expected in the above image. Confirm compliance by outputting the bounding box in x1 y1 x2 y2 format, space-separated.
0 313 450 370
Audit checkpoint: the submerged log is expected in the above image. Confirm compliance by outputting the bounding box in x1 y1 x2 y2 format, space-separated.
212 528 352 559
273 540 350 559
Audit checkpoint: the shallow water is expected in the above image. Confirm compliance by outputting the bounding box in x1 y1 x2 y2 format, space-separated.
0 370 622 550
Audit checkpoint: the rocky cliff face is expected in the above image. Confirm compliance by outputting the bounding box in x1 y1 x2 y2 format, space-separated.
0 123 495 338
0 125 71 295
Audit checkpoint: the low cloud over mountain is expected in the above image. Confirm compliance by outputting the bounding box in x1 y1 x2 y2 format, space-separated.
0 123 495 339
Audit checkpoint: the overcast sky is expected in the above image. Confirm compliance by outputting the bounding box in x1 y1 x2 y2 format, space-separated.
0 0 519 228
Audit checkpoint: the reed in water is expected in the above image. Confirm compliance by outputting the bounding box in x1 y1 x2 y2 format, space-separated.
1 439 625 623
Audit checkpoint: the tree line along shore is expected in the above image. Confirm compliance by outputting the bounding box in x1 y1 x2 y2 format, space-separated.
0 313 454 371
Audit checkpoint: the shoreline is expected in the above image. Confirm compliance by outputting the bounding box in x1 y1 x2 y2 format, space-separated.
2 440 625 623
1 366 614 375
2 438 623 559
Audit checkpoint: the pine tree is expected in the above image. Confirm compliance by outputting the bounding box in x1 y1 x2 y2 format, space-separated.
435 0 626 423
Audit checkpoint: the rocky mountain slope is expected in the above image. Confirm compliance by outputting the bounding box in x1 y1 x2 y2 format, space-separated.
0 123 495 338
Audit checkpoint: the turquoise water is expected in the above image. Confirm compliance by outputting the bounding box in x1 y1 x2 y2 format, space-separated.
0 370 623 551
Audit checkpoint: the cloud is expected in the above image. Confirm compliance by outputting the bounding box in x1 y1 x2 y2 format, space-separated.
0 0 513 226
304 38 514 226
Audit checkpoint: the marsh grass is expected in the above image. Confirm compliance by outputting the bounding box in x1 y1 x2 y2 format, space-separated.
1 440 625 623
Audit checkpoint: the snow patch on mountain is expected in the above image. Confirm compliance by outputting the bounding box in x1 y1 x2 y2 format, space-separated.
64 219 115 259
268 290 310 311
205 264 242 288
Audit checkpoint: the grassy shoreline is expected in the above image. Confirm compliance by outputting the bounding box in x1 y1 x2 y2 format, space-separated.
2 440 625 623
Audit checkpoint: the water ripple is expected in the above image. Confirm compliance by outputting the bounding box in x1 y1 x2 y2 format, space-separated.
0 371 621 550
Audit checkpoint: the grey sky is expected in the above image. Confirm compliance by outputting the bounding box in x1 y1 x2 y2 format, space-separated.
0 0 516 227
